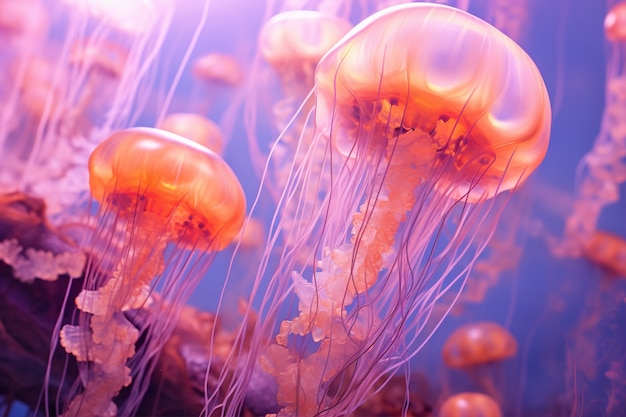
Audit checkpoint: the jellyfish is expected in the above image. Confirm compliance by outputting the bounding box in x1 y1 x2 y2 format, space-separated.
192 53 244 87
581 230 626 277
438 392 502 417
210 4 550 416
252 10 352 252
562 2 626 257
442 322 517 405
55 127 245 417
158 113 226 155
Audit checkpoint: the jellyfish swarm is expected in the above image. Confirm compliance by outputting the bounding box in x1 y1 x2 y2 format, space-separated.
56 128 245 417
563 2 626 256
217 4 551 417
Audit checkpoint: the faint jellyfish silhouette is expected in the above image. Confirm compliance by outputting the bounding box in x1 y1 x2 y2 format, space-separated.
54 127 245 417
251 9 351 160
442 322 517 368
158 113 226 155
254 10 352 257
562 2 626 258
192 52 243 87
442 322 517 404
233 216 265 250
581 230 626 277
484 0 529 44
212 4 550 417
438 392 503 417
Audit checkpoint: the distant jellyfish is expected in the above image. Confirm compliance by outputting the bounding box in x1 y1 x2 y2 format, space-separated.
158 113 225 155
211 4 550 417
68 39 128 80
253 11 352 249
55 128 245 417
234 216 265 250
442 322 517 368
581 230 626 277
442 322 517 404
259 10 352 98
562 2 626 257
438 392 503 417
192 52 243 87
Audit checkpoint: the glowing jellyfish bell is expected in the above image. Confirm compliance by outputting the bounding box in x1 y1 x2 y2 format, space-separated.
315 3 550 202
442 322 518 368
241 4 550 417
605 2 626 41
442 322 516 406
57 128 245 416
192 53 243 87
438 392 503 417
259 10 352 90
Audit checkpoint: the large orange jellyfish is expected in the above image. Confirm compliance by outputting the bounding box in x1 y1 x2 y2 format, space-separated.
208 3 550 417
53 127 245 417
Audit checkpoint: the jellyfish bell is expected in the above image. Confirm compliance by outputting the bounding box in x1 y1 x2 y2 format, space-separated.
157 113 226 155
442 322 518 368
438 392 503 417
315 3 550 202
88 127 245 250
192 53 243 87
605 2 626 42
259 10 352 90
441 321 517 406
55 127 245 416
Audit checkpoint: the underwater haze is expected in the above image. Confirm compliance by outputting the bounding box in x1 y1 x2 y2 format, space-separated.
0 0 625 417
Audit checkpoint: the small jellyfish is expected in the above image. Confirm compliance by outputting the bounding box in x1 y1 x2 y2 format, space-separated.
605 2 626 42
233 216 265 250
442 322 517 405
442 322 518 368
252 11 352 250
55 127 245 417
192 52 243 87
213 4 550 417
581 230 626 277
259 10 352 96
158 113 225 155
438 392 503 417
